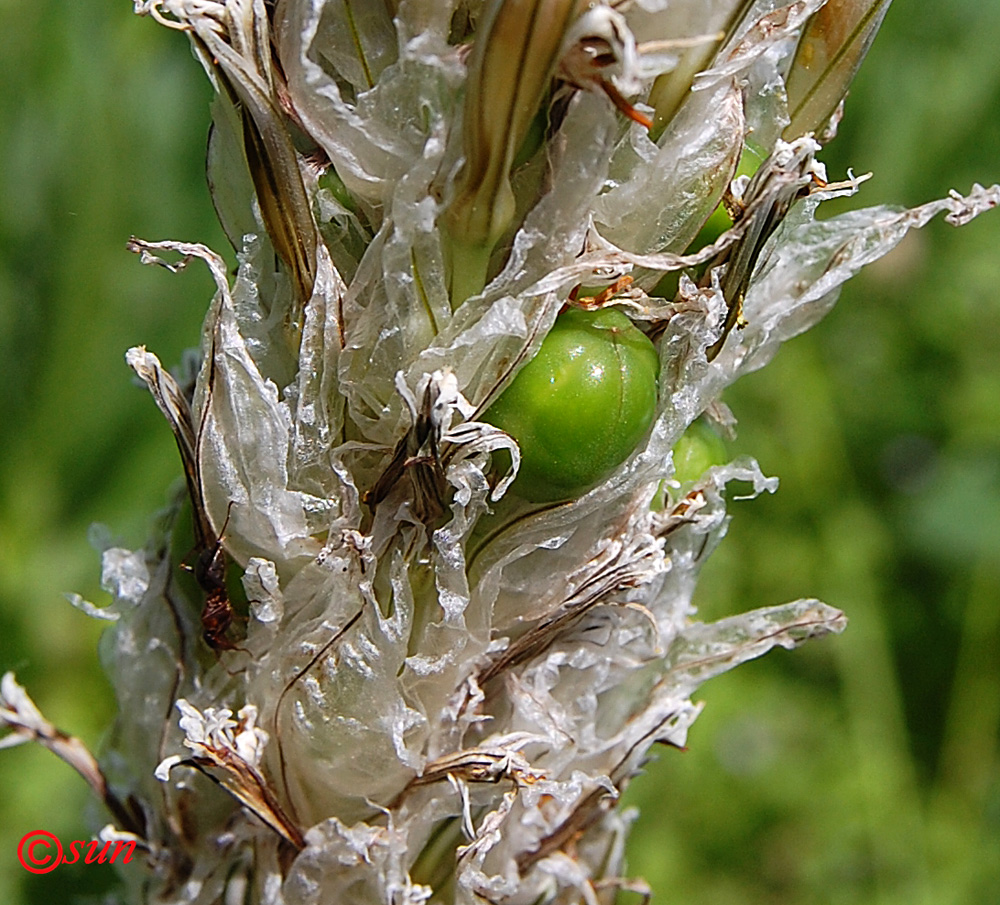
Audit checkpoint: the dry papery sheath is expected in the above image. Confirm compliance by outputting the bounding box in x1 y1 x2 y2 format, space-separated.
3 0 998 903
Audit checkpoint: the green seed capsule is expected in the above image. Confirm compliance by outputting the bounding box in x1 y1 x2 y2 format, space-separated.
671 418 728 485
689 150 762 252
483 306 660 502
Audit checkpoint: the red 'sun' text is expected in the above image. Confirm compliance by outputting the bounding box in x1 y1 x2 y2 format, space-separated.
17 830 135 874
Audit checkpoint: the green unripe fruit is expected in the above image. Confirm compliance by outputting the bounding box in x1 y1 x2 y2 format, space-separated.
671 418 727 485
652 151 763 300
483 306 660 502
689 151 763 252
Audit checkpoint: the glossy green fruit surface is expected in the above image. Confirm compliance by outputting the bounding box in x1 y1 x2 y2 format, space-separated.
483 306 660 502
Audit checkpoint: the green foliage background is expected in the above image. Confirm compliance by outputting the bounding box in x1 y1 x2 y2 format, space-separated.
0 2 998 902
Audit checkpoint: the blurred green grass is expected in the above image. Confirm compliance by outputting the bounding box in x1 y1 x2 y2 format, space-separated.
1 2 998 904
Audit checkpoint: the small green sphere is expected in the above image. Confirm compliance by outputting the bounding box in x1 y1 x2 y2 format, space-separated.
483 306 660 502
671 418 728 485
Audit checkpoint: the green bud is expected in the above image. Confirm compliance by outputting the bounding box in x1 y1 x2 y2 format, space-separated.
443 0 585 305
784 0 893 141
646 0 756 140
